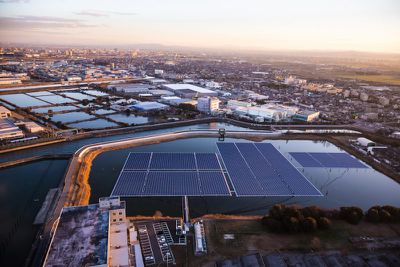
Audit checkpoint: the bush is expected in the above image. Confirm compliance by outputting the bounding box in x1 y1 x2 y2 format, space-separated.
382 206 400 222
317 217 332 230
269 204 285 220
366 208 380 223
302 217 318 232
340 207 363 225
301 206 325 220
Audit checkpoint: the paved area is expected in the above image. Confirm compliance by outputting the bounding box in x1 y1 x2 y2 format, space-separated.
135 219 181 266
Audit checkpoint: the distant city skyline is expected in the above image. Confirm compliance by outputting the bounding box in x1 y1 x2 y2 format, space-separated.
0 0 399 53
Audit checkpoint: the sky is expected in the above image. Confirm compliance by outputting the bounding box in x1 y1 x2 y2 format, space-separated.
0 0 399 53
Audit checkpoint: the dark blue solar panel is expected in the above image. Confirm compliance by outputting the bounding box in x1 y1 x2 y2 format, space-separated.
124 153 151 170
198 172 231 196
143 171 201 196
217 143 265 196
290 152 322 167
290 152 368 168
254 143 322 196
150 153 196 170
111 171 147 196
235 143 292 195
195 153 221 170
308 152 340 167
328 153 367 168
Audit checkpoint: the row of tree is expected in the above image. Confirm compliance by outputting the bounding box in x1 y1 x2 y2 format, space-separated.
261 204 400 233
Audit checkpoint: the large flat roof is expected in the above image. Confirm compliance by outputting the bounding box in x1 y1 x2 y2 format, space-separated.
163 83 215 94
44 205 109 267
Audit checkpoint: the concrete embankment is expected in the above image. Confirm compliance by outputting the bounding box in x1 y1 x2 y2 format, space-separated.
0 153 72 169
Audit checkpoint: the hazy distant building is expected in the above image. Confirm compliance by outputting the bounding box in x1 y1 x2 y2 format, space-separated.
360 92 369 102
378 96 389 106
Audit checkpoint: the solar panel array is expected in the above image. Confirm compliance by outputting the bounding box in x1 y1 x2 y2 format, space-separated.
217 143 322 197
111 152 230 197
290 152 367 168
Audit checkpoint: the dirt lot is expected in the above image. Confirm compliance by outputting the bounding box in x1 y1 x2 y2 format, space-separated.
184 219 400 266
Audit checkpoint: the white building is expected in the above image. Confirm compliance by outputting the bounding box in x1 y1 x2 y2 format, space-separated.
0 106 11 118
194 221 207 255
154 69 164 75
66 76 82 83
197 97 220 113
0 78 22 85
227 100 252 110
0 119 24 140
163 83 218 98
23 121 45 133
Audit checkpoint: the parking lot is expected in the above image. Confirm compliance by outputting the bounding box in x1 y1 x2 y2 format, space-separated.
135 219 182 266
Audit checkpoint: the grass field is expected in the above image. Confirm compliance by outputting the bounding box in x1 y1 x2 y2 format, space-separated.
338 74 400 86
203 219 400 258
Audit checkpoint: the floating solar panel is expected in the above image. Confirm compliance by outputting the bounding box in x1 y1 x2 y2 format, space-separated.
217 142 322 197
217 143 265 196
195 153 222 170
111 171 147 196
289 152 322 167
143 171 202 196
198 172 231 196
290 152 367 168
111 152 231 196
124 153 151 170
150 153 196 170
255 143 321 196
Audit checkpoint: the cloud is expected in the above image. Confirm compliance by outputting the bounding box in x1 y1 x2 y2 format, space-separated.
0 15 97 31
75 9 136 17
0 0 29 3
110 11 136 16
75 10 108 17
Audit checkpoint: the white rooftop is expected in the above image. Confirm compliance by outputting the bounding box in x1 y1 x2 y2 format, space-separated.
164 83 215 94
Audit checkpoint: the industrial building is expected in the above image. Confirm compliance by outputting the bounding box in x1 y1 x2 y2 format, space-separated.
163 83 218 98
130 101 168 111
197 97 220 113
0 118 24 140
292 110 320 122
43 197 138 267
194 221 207 255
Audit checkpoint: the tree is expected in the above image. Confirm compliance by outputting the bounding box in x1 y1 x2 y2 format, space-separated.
379 210 392 222
340 207 363 224
347 211 363 225
366 208 380 223
317 217 332 230
303 217 318 232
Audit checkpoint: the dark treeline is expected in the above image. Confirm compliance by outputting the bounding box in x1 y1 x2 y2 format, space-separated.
261 204 400 234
